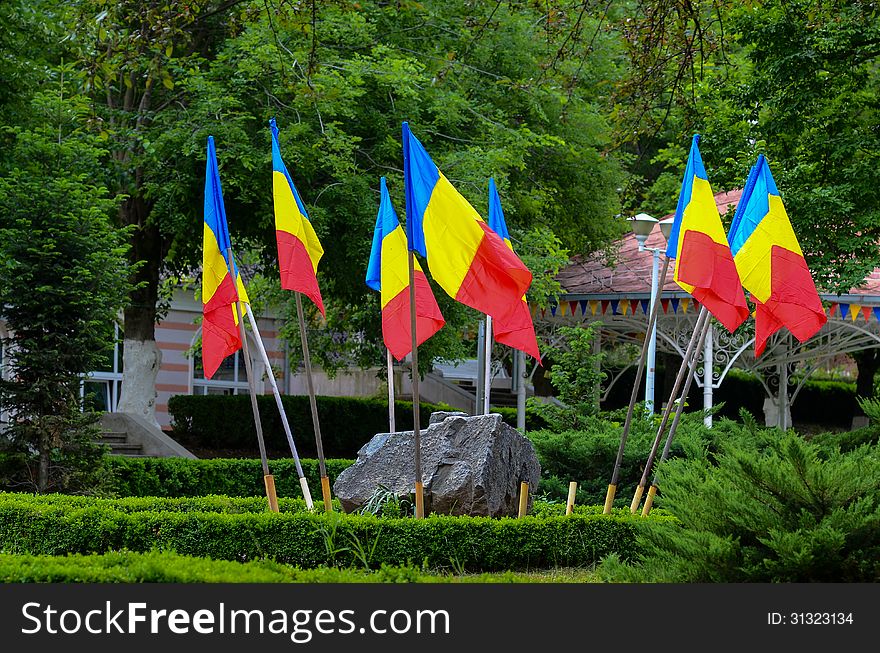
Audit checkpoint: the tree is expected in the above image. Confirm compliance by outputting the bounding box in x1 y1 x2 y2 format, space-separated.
47 0 627 398
0 73 132 493
612 0 880 293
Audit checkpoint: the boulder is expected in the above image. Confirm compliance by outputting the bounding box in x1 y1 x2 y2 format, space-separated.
333 411 541 517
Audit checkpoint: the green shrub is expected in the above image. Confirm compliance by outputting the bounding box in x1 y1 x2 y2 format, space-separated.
168 395 459 457
528 409 717 505
0 493 662 571
0 492 322 514
601 367 859 428
106 457 354 498
167 395 547 458
598 434 880 582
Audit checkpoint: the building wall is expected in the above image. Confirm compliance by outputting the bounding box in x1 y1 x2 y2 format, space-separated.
0 286 390 430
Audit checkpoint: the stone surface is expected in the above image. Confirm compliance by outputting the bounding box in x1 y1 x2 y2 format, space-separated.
333 412 541 517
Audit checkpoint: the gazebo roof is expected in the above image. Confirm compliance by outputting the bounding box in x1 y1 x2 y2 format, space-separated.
555 188 880 303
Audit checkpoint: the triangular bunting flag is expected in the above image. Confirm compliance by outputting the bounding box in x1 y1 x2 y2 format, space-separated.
681 297 690 313
828 303 837 317
541 307 547 318
640 299 650 314
874 307 880 323
851 303 860 321
862 306 872 322
558 302 567 317
569 301 578 317
838 303 849 320
550 303 558 317
630 299 640 314
601 300 609 315
610 299 620 315
579 299 588 315
671 298 680 313
661 299 670 313
590 300 599 315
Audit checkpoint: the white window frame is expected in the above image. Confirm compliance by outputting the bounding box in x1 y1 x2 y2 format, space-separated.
189 326 257 396
81 321 124 412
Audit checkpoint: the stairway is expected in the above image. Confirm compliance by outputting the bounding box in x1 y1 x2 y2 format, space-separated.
450 379 522 409
98 428 146 457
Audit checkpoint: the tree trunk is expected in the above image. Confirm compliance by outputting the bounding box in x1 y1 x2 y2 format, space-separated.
115 195 162 428
37 429 49 494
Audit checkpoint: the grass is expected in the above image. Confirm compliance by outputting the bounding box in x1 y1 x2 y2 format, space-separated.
0 551 601 583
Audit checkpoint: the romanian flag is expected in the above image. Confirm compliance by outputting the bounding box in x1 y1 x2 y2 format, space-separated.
727 155 826 356
486 178 541 361
366 177 445 360
270 118 325 315
665 135 749 333
202 136 250 379
401 122 532 326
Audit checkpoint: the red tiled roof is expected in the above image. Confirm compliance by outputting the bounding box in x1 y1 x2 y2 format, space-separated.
557 189 880 299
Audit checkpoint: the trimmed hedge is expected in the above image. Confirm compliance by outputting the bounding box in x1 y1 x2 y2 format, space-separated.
107 457 354 498
168 395 452 457
0 493 660 571
167 395 548 458
0 493 322 514
0 551 596 583
602 366 859 427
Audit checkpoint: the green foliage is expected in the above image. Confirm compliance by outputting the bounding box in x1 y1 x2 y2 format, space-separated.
0 69 132 493
105 457 354 499
530 324 605 430
598 434 880 582
167 394 456 457
358 485 413 519
0 492 659 571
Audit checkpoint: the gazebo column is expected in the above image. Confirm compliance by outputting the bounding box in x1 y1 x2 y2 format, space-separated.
762 356 792 429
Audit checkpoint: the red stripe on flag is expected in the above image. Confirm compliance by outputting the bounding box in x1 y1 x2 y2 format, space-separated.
454 222 532 321
762 245 827 342
202 273 241 379
276 230 325 316
677 230 749 332
381 271 445 361
494 300 541 362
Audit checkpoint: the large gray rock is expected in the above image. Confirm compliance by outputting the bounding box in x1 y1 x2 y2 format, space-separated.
333 411 541 517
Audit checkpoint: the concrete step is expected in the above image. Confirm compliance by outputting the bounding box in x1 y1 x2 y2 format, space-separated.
100 433 128 444
106 443 145 455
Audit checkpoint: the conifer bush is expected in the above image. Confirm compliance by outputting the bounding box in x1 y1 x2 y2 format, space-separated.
598 434 880 582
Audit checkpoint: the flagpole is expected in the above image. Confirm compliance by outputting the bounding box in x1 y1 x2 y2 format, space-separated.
603 256 670 514
641 315 712 516
224 249 278 513
295 292 332 512
630 305 709 513
408 249 425 518
245 304 313 510
483 315 493 415
387 348 396 433
516 349 527 432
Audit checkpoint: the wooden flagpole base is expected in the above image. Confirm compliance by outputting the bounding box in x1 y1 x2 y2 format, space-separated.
518 481 529 518
414 481 425 519
630 484 645 514
320 475 333 512
565 481 578 515
603 483 617 515
641 485 658 516
264 475 279 513
299 476 314 510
